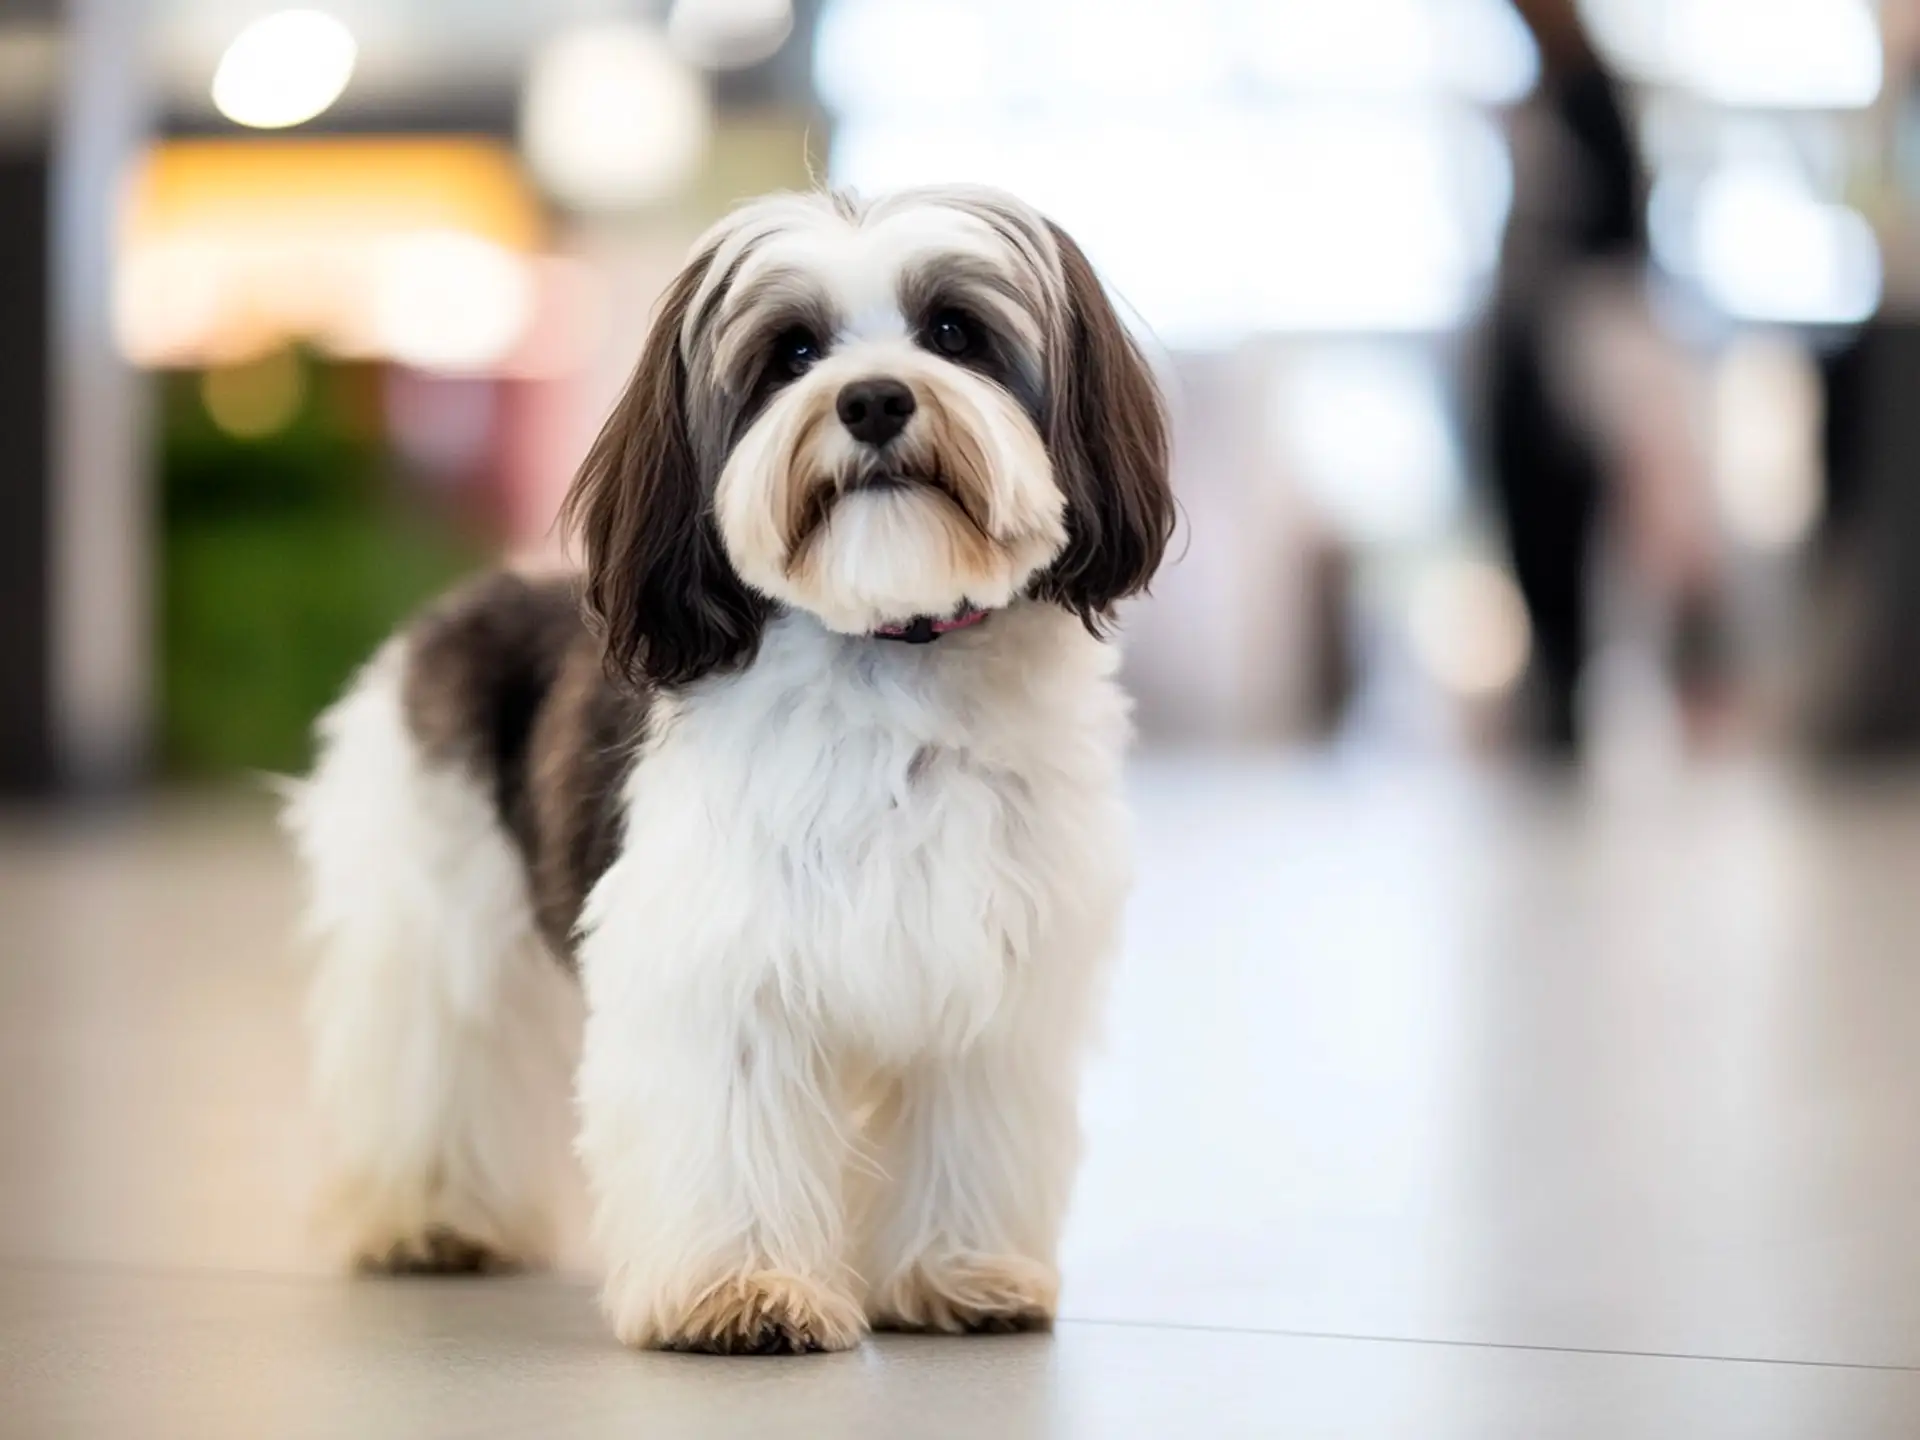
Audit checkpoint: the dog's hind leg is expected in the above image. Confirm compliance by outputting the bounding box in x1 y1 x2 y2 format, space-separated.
283 645 577 1274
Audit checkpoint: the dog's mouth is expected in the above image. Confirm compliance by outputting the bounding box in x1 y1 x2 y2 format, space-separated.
850 468 993 545
844 468 970 513
787 466 989 565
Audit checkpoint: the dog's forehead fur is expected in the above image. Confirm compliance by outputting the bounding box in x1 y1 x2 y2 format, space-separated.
684 187 1066 373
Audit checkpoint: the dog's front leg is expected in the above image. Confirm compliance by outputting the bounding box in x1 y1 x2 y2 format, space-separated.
576 970 865 1354
855 973 1090 1335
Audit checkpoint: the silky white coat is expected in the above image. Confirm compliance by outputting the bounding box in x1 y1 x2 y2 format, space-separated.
287 185 1173 1353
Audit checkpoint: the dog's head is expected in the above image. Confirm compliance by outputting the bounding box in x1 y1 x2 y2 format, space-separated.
564 186 1174 686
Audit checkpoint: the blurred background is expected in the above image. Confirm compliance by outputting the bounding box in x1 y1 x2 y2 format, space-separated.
22 8 1920 1424
7 0 1920 789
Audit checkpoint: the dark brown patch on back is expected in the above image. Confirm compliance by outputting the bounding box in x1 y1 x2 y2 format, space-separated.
403 571 648 961
525 640 645 955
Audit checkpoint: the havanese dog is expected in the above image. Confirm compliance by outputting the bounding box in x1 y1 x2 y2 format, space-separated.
284 185 1174 1354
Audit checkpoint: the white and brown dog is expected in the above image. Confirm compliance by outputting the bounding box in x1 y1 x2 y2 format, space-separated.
285 185 1174 1354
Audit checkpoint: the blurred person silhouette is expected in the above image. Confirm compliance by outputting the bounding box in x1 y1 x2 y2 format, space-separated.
1488 0 1730 757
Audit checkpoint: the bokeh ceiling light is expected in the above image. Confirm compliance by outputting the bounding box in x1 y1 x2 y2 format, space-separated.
210 10 357 129
819 0 1520 342
668 0 794 70
817 0 1536 114
521 21 709 213
833 107 1510 342
1670 0 1881 110
1575 0 1664 80
1582 0 1881 109
1239 0 1538 105
1689 166 1882 325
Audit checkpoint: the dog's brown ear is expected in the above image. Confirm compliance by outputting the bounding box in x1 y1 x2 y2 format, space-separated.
1033 222 1176 628
562 253 769 688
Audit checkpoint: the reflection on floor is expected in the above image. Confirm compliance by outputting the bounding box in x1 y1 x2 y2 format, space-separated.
6 756 1920 1437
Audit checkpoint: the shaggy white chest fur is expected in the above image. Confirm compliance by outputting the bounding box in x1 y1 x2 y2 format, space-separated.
579 603 1134 1065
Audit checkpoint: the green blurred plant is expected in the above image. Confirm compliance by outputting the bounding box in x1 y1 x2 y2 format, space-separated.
159 352 482 778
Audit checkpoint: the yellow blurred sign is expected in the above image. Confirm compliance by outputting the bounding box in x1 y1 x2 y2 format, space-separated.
118 138 548 370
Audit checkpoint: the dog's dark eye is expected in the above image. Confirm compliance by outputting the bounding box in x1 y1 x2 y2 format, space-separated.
927 309 976 359
773 326 822 379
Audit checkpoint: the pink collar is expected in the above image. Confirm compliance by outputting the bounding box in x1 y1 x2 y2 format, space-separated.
872 609 989 645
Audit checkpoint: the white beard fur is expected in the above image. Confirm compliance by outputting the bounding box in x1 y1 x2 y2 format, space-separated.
288 600 1136 1349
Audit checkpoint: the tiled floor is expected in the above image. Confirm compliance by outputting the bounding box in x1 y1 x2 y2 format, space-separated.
6 757 1920 1437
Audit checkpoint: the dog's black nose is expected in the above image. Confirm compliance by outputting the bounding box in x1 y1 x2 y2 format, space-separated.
837 379 916 447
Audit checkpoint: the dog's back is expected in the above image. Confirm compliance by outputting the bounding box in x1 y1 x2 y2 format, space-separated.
401 572 642 956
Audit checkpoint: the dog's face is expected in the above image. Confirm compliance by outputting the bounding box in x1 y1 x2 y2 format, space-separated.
566 187 1174 686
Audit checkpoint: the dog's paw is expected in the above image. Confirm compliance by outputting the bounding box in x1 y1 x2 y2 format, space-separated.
867 1253 1058 1334
640 1271 867 1355
318 1163 552 1278
354 1224 522 1276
